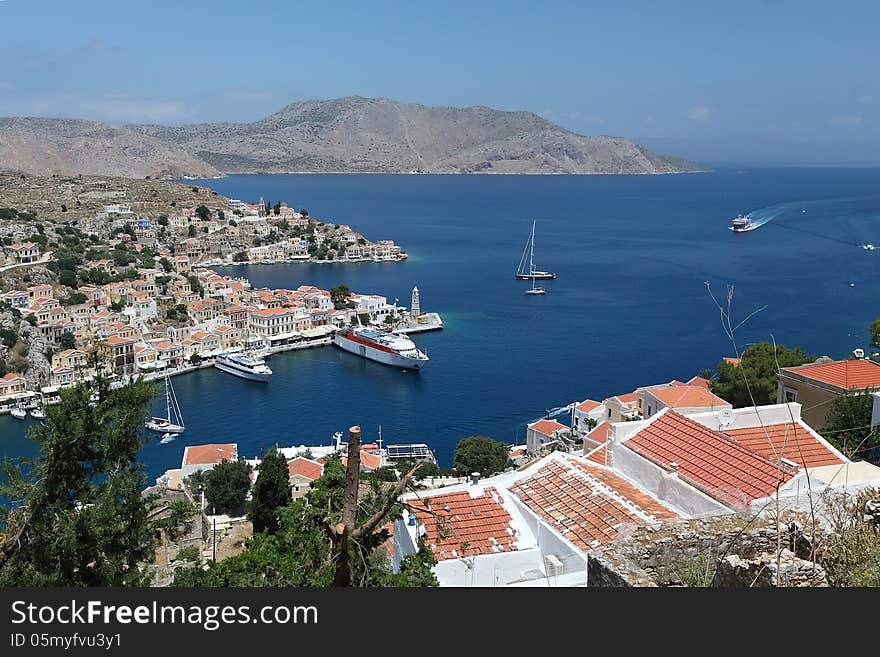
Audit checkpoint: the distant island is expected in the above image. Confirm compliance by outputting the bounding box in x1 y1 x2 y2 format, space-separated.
0 97 707 178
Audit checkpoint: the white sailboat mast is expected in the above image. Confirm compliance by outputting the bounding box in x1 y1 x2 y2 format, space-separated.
529 220 536 275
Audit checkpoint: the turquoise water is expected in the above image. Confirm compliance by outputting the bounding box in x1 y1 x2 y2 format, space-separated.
4 167 880 481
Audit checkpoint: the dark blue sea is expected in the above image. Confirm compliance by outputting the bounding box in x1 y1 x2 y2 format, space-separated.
4 167 880 482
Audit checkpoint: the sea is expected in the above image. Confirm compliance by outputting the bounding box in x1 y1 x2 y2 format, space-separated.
3 166 880 483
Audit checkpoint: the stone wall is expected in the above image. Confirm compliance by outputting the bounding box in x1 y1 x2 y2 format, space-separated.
587 513 826 587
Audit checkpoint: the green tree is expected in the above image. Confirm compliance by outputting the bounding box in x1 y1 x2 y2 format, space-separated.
59 331 76 350
248 448 290 534
159 257 173 273
452 435 512 476
24 314 37 326
0 377 160 585
157 215 169 227
822 391 880 462
330 284 350 308
189 353 202 366
709 342 813 407
173 434 436 587
232 251 248 262
187 224 197 238
204 459 252 514
194 205 211 221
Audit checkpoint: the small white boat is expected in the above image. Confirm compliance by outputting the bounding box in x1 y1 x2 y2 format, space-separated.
863 244 875 251
159 433 176 444
30 407 46 419
215 350 272 382
525 287 546 295
10 406 26 420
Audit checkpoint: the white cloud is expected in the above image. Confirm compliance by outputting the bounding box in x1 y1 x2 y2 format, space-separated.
830 115 863 126
687 105 712 121
857 95 874 105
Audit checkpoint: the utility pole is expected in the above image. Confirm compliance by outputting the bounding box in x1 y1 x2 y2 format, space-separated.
212 517 216 562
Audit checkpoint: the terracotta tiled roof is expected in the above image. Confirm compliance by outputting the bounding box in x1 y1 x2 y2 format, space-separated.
585 442 610 466
587 421 611 444
723 357 741 367
624 410 797 506
687 376 712 389
648 385 730 409
785 359 880 390
287 457 323 481
1 372 24 382
576 399 601 412
509 459 677 551
613 392 638 404
723 424 844 468
183 443 237 466
529 419 567 436
408 487 518 561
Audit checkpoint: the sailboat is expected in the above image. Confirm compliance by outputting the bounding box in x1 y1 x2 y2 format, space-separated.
144 371 185 434
516 220 557 280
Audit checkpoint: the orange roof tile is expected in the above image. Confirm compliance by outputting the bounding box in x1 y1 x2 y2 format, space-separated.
509 459 677 551
613 392 638 404
723 357 741 367
576 399 601 412
587 421 611 444
183 443 237 466
529 419 567 436
624 410 797 506
287 457 323 481
723 424 844 468
409 487 518 561
785 359 880 390
648 385 730 409
687 376 712 389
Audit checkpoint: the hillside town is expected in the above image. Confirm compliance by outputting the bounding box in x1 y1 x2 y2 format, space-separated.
0 178 422 407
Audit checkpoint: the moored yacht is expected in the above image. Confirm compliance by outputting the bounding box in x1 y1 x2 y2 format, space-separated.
214 351 273 382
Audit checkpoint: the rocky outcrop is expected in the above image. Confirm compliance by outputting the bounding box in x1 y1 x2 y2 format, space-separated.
18 319 51 390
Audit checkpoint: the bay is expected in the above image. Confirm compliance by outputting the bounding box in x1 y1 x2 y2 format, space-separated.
3 167 880 483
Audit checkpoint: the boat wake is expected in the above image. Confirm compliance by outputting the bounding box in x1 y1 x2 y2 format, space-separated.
737 195 880 248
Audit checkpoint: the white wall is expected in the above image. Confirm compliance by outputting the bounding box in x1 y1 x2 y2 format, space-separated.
612 443 730 517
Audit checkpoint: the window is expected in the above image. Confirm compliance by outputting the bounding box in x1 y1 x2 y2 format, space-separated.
784 387 798 403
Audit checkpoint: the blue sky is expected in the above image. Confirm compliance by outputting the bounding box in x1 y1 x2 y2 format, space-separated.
0 0 877 149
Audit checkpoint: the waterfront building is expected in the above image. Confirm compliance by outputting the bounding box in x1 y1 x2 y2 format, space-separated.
248 307 299 340
181 443 238 479
287 457 324 498
0 373 27 400
777 357 880 430
602 391 640 422
641 384 731 419
526 418 569 453
572 399 605 432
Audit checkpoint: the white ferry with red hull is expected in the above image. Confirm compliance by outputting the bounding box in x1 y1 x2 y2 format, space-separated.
730 213 757 232
333 328 429 370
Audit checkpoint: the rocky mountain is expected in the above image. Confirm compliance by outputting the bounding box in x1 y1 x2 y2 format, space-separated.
134 97 705 175
0 118 220 179
0 98 706 177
